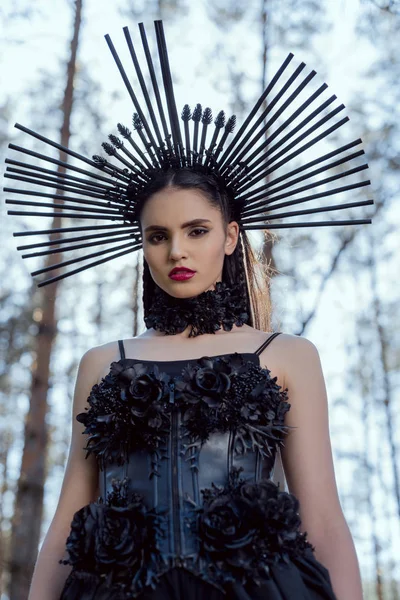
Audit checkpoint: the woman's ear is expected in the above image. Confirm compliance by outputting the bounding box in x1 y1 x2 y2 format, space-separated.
225 221 240 256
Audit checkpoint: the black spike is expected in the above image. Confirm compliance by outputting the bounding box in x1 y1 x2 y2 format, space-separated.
181 104 192 165
204 110 225 167
198 108 213 163
31 241 140 279
12 124 128 184
109 134 124 150
93 155 107 166
102 142 117 156
12 223 138 237
117 122 152 169
226 115 236 133
240 148 366 204
241 219 372 231
123 25 165 149
138 22 172 153
218 53 294 167
181 104 192 121
240 199 374 224
35 243 143 288
215 110 226 129
117 123 131 138
201 107 213 125
21 232 138 259
16 227 137 251
154 20 183 160
213 116 236 162
133 113 143 130
104 33 160 158
192 103 202 156
222 66 312 173
109 133 148 173
4 172 123 201
192 104 202 122
132 113 158 166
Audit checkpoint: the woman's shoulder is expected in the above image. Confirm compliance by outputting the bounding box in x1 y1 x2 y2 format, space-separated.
247 329 319 389
80 340 124 386
245 326 316 352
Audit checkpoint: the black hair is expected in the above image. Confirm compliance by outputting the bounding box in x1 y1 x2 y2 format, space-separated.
136 168 274 332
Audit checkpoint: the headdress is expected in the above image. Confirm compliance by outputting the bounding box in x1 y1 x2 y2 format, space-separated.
4 21 374 288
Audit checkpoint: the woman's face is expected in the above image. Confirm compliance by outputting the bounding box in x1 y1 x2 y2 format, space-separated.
140 186 239 298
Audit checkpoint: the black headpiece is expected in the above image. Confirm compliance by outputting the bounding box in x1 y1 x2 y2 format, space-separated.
4 21 374 288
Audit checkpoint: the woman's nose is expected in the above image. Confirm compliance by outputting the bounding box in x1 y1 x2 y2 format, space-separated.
169 236 188 260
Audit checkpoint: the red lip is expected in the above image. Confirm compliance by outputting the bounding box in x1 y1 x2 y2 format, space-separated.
169 267 196 281
169 267 196 276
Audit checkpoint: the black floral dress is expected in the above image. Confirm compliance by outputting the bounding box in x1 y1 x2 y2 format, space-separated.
59 337 337 600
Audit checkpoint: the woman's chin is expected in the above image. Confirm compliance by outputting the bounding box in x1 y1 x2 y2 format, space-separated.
159 279 216 299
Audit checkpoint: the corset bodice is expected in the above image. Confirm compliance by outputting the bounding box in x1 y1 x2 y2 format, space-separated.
98 354 279 562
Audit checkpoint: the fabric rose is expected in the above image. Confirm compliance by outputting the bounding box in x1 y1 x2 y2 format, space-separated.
176 357 232 407
109 361 167 417
176 353 291 455
199 492 257 554
175 357 233 442
198 467 314 586
62 482 166 585
94 505 144 572
239 480 302 540
76 362 171 467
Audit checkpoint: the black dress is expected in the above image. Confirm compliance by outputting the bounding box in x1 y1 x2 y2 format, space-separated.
60 333 337 600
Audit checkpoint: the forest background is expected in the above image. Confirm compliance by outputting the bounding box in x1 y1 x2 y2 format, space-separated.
0 0 399 598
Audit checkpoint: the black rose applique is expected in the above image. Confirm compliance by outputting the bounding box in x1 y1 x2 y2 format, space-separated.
76 362 172 468
197 467 314 589
176 354 291 460
60 479 167 592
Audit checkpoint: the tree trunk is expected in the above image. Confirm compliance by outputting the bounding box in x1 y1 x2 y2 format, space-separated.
260 0 277 277
132 254 140 337
357 329 384 600
8 2 83 598
370 250 400 522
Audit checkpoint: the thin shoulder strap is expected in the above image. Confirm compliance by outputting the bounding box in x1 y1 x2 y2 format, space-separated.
118 339 126 360
255 332 282 356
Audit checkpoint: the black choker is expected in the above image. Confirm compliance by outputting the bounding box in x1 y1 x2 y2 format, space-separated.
144 281 249 337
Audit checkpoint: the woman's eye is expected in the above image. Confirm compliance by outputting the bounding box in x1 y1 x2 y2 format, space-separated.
149 233 166 243
148 229 207 243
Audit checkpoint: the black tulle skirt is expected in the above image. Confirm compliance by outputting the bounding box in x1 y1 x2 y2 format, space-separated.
60 547 337 600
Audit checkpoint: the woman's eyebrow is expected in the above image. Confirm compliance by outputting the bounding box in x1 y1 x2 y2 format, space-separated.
144 218 212 233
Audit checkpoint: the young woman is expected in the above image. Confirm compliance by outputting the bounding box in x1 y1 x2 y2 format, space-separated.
6 20 372 600
26 169 364 600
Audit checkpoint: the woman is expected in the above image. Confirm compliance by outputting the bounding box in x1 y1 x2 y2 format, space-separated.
6 21 372 600
25 168 363 600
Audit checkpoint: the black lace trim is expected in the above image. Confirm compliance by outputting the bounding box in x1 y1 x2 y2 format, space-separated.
76 354 290 470
144 280 249 337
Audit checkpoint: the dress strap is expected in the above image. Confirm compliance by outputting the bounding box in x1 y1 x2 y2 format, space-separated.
254 332 282 356
118 339 126 360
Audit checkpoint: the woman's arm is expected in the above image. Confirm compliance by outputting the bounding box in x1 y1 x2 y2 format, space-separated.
28 347 102 600
269 335 363 600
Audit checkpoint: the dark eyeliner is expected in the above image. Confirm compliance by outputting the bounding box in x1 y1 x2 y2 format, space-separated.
148 228 208 243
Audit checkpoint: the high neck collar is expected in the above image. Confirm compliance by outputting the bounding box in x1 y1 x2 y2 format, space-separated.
144 281 249 338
